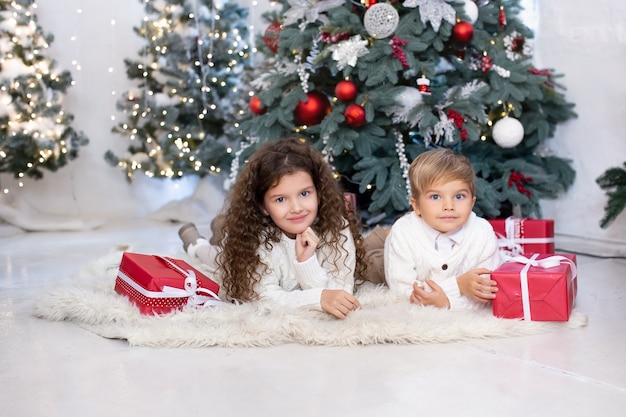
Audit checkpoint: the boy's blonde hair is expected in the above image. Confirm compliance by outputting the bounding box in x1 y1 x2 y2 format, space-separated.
408 148 476 199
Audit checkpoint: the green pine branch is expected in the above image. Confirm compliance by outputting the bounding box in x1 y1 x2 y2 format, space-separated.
596 162 626 228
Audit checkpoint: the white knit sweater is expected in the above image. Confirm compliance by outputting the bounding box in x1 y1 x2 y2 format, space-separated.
384 211 502 310
193 225 356 311
254 226 356 310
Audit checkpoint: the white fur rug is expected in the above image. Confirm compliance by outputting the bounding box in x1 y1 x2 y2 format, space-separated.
33 248 588 348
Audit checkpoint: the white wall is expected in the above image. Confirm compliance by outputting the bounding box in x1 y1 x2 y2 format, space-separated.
535 0 626 254
1 0 624 254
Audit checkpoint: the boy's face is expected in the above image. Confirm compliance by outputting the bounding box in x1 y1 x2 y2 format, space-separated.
410 179 476 234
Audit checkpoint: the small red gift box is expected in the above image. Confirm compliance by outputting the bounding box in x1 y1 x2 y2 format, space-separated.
488 217 555 256
114 252 221 315
492 253 577 321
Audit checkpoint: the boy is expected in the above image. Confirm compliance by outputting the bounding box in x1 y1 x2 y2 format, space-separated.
384 148 501 310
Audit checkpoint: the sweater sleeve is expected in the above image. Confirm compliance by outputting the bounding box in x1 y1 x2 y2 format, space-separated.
293 225 356 293
255 250 325 310
384 215 421 297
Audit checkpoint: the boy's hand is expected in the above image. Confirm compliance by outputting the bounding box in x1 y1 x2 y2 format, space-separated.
321 289 361 319
296 227 319 262
456 268 498 303
410 280 450 309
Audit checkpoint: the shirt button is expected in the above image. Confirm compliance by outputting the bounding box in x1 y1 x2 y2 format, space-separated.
442 264 448 270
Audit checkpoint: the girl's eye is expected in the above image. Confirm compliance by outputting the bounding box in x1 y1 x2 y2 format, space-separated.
275 197 285 203
300 190 310 197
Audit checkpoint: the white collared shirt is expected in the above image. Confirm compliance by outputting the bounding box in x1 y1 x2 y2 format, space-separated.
423 223 465 256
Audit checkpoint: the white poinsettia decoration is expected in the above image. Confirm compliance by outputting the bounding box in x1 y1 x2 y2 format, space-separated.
503 31 533 61
283 0 345 28
425 111 456 145
402 0 456 32
328 35 369 71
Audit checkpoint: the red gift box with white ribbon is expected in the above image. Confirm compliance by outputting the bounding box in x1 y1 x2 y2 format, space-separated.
488 217 555 257
114 252 222 315
492 253 577 321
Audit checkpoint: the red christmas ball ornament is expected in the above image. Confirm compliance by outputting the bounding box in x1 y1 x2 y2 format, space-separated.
344 103 366 127
335 80 358 102
249 96 266 115
263 22 282 53
294 91 331 126
451 21 474 45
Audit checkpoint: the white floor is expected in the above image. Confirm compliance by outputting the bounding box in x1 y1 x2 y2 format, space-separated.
1 219 625 417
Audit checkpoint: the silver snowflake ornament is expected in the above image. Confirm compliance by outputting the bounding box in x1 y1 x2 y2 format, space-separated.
403 0 457 32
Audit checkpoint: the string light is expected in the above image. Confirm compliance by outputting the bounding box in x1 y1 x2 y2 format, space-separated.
0 0 86 193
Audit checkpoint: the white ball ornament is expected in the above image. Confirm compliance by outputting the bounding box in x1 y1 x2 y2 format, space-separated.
364 3 400 39
396 86 423 108
463 0 479 24
492 116 525 148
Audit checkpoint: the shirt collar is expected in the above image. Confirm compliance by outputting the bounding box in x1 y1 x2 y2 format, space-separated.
422 221 466 247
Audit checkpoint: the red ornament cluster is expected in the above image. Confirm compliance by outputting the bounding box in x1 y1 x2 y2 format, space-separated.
390 36 409 69
334 80 366 127
320 31 350 44
529 68 555 88
508 170 533 197
446 109 468 141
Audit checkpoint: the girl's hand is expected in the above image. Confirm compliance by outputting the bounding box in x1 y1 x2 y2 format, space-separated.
410 280 450 309
320 289 361 319
456 268 498 303
296 227 319 262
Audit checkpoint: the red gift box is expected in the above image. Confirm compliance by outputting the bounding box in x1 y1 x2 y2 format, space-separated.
492 253 577 321
488 217 555 256
114 252 221 315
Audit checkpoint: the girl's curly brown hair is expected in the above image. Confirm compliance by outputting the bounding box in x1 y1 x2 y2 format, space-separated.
215 137 367 302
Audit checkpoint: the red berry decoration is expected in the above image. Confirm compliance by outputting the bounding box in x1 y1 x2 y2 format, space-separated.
451 21 474 45
263 22 282 53
344 103 366 127
335 80 358 102
294 91 331 126
249 96 266 115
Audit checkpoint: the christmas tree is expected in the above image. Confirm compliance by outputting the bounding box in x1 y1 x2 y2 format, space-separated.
105 0 252 180
237 0 576 225
0 0 88 186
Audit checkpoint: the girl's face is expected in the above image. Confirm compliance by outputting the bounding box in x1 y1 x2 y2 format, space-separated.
410 179 476 234
262 170 319 238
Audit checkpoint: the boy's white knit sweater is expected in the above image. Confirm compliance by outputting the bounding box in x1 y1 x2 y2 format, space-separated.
384 211 502 310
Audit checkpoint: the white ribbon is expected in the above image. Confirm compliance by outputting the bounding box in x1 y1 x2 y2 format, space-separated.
157 256 221 306
496 217 555 256
117 256 222 308
507 254 577 321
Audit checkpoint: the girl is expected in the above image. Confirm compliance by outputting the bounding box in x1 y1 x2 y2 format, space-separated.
181 137 366 319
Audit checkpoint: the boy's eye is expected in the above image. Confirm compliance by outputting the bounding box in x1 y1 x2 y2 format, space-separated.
429 194 440 200
454 194 465 200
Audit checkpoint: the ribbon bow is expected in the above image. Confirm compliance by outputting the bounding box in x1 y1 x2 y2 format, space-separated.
507 254 577 320
158 256 222 307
